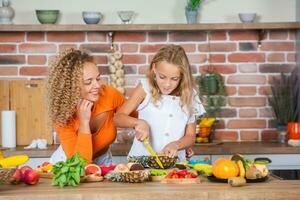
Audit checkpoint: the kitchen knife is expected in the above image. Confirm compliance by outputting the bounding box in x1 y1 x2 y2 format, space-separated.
143 137 164 169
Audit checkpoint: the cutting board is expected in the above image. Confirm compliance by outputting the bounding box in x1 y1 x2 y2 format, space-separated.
10 80 52 145
0 80 10 145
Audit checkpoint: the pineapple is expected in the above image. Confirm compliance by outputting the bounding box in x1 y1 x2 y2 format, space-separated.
147 156 178 169
127 156 150 168
122 170 149 183
105 171 124 182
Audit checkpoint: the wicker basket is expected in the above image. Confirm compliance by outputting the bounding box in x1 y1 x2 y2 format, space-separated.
0 168 16 184
121 170 150 183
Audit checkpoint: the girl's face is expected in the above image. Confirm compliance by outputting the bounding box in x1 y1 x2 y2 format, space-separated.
80 62 101 102
153 61 181 95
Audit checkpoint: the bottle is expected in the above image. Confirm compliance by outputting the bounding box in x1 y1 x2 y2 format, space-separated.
0 0 14 24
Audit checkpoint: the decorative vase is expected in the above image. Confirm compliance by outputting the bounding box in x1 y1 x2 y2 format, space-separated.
185 9 198 24
0 0 14 24
288 122 300 140
204 74 218 95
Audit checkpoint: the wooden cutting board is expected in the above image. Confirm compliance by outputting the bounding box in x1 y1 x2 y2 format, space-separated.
0 80 10 145
10 80 52 145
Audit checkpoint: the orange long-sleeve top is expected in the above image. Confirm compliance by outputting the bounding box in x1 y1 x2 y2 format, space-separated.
55 85 125 164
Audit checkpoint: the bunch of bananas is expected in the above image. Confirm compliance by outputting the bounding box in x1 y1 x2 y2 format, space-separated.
0 150 29 168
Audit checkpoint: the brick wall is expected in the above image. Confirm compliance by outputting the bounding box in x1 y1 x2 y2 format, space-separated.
0 30 296 142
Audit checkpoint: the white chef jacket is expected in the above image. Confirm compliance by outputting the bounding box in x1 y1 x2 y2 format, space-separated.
128 79 206 161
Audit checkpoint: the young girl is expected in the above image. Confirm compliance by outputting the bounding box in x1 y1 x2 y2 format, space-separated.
113 45 205 161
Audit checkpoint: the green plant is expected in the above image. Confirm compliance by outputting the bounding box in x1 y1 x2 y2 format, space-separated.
269 73 298 126
186 0 204 11
196 72 227 118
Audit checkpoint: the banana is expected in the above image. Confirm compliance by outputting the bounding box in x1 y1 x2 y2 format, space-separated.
237 160 245 178
0 155 29 168
190 163 212 176
199 118 216 127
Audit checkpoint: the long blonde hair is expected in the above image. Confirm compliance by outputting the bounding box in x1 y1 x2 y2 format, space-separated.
146 44 196 114
46 48 93 127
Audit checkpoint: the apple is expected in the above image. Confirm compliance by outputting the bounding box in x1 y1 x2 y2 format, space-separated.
23 170 39 185
19 166 33 181
100 165 116 176
10 169 22 184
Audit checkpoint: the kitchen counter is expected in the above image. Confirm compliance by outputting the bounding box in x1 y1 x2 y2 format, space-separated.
2 142 300 158
0 178 299 200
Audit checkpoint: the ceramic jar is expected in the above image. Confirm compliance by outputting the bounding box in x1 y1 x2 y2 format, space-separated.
0 0 14 24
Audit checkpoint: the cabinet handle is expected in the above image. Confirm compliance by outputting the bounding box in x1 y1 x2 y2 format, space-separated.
24 83 38 88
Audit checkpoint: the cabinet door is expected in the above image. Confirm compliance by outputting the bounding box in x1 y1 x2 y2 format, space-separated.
10 80 52 145
0 80 10 145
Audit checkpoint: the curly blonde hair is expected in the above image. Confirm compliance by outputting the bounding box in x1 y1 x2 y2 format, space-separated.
47 48 93 127
146 44 196 114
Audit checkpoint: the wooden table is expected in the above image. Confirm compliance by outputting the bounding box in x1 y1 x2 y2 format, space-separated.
0 178 300 200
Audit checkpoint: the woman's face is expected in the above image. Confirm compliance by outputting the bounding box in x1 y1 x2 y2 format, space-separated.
80 62 101 102
153 61 181 95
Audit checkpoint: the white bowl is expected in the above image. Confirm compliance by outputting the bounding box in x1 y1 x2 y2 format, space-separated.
82 11 103 24
238 13 256 23
117 10 135 24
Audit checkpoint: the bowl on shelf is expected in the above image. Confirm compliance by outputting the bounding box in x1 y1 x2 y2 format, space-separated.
238 13 257 23
82 11 103 24
35 10 59 24
117 10 135 24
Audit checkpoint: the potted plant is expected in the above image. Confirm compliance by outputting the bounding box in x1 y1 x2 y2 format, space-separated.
185 0 203 23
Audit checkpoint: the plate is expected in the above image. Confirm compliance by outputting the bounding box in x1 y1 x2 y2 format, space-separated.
207 175 268 183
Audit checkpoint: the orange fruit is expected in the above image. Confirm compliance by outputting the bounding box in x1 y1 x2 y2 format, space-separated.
85 164 101 176
212 158 239 179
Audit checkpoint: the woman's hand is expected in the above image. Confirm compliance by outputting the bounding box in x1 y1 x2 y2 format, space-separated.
77 99 94 124
185 147 194 160
161 142 179 158
134 119 150 141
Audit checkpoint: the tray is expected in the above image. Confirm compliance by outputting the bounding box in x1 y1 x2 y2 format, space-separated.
207 175 269 183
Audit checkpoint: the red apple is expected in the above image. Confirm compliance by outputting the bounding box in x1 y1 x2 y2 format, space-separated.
10 169 22 184
19 166 33 181
100 165 116 176
23 170 39 185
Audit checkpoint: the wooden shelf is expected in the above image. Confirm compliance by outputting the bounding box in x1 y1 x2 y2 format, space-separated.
0 22 299 32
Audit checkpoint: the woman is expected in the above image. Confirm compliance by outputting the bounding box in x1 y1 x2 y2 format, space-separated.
47 48 125 165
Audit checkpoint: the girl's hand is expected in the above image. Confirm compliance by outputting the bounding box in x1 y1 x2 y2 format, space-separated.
134 120 150 141
77 99 93 124
185 147 194 160
161 142 179 158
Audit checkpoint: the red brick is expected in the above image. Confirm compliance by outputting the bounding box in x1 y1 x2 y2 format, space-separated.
120 44 138 53
260 42 295 51
225 86 237 95
239 42 257 51
87 32 106 42
138 65 148 74
20 66 48 76
229 97 266 107
114 32 146 42
200 64 236 74
213 131 238 141
259 64 294 73
27 32 45 41
287 53 295 62
188 54 207 64
210 54 225 63
239 109 257 118
238 64 257 73
289 30 296 40
80 44 111 53
227 119 266 129
181 44 196 53
228 53 265 63
238 86 256 95
0 67 18 75
210 31 227 40
219 108 237 118
48 55 57 64
140 44 165 53
124 65 137 74
59 44 78 52
19 44 56 53
47 32 85 42
0 32 24 42
93 56 108 65
98 66 109 75
261 130 278 141
169 32 206 42
227 75 266 84
148 32 167 42
240 131 259 141
122 55 145 64
216 120 225 129
229 31 258 40
258 86 271 95
0 44 16 53
0 55 25 64
269 31 288 40
267 53 285 62
28 55 47 65
198 43 236 52
259 108 273 117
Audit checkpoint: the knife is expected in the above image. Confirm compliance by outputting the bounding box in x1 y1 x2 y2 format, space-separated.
143 137 164 169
